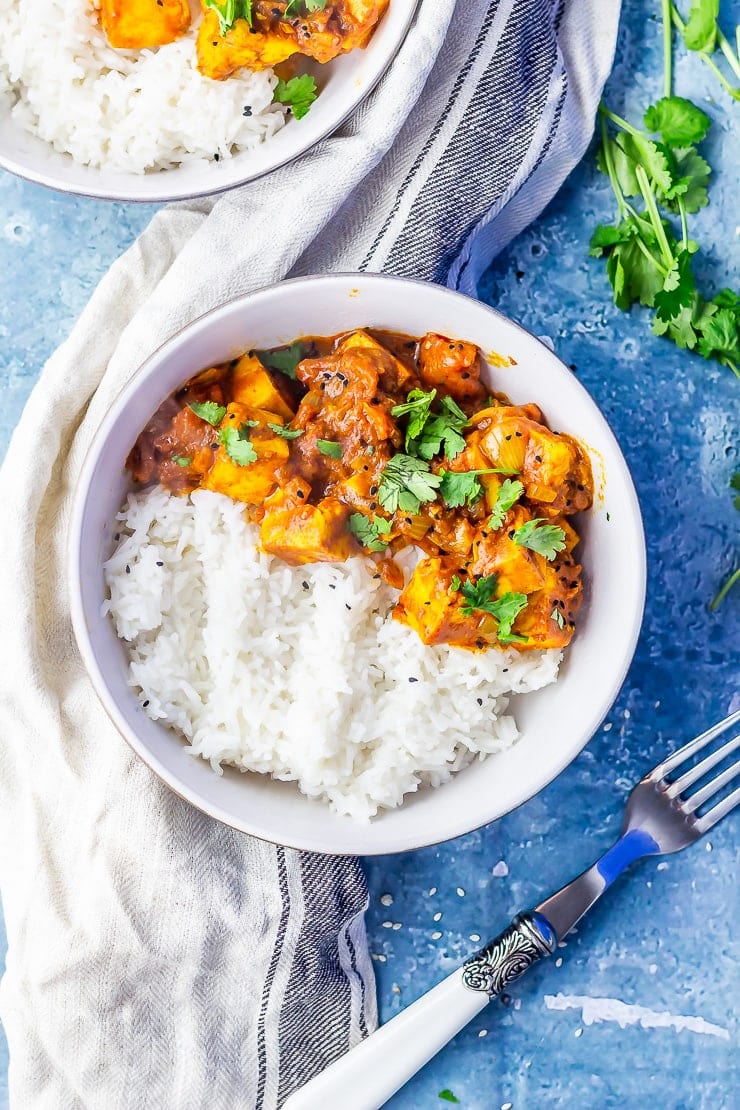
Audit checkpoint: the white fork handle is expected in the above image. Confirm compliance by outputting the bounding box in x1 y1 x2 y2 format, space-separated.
282 969 487 1110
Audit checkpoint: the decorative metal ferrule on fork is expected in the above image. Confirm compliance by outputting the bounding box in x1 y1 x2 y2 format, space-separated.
461 911 558 998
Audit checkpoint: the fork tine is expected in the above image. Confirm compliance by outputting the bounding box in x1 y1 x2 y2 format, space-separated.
695 783 740 834
649 709 740 781
666 732 740 799
682 758 740 814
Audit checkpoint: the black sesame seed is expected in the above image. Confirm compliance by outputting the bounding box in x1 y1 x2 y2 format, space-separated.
461 372 470 379
370 397 380 405
535 455 542 463
408 676 419 683
329 584 336 589
213 153 220 162
114 532 120 541
448 343 455 350
404 516 412 524
577 484 585 491
508 530 515 539
424 601 431 606
476 639 484 649
477 697 483 706
502 667 509 673
125 565 131 574
373 573 381 580
156 561 164 567
405 340 416 348
142 700 150 708
346 603 352 611
515 431 522 438
302 581 309 590
243 105 252 117
370 501 377 510
212 40 218 46
505 434 512 441
370 485 378 495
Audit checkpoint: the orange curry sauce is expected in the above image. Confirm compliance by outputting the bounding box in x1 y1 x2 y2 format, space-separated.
128 329 593 652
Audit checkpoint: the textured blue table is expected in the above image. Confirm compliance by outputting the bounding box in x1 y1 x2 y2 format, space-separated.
1 2 738 1106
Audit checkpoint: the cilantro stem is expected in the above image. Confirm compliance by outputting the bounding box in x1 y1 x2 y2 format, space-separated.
633 232 670 277
710 566 740 610
670 4 740 101
600 106 644 139
717 29 740 83
598 109 627 217
661 0 672 97
677 194 689 251
635 164 674 268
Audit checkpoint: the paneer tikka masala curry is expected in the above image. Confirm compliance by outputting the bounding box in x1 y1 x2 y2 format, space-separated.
128 330 593 653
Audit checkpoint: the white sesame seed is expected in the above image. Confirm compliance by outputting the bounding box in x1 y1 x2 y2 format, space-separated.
456 887 465 897
392 984 401 994
574 1028 583 1038
603 722 612 732
428 887 437 896
382 921 393 929
706 841 713 852
431 930 443 940
478 1029 488 1037
492 860 509 878
433 911 442 922
649 963 658 974
502 1102 513 1110
657 862 668 871
624 708 631 718
470 933 481 942
555 957 563 968
371 953 387 962
392 922 402 931
380 893 393 907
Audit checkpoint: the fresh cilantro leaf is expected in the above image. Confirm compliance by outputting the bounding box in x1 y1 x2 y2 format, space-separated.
455 575 529 642
450 574 461 592
644 97 711 146
317 439 342 458
713 288 740 314
710 469 740 609
256 342 304 380
267 422 304 439
378 454 441 514
605 229 665 310
488 478 525 529
348 513 392 552
696 307 740 364
438 468 515 509
588 221 635 256
551 606 566 630
682 0 719 52
284 0 327 14
189 400 227 426
273 75 319 120
610 132 675 197
408 395 469 461
666 147 711 213
513 519 566 560
732 469 740 509
391 388 437 449
172 455 191 467
219 423 257 466
204 0 252 35
438 1093 460 1105
654 249 696 323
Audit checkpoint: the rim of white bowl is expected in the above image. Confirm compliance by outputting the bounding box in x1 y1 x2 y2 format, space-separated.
69 274 647 854
0 1 419 203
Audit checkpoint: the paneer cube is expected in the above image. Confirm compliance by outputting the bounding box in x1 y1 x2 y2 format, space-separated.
101 0 190 49
260 494 355 565
231 354 295 421
470 507 547 596
203 403 289 505
394 557 487 648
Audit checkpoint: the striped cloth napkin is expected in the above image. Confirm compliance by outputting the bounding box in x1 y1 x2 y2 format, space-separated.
0 1 619 1107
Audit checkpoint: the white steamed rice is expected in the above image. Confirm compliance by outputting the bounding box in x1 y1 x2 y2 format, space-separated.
103 487 562 819
0 0 287 173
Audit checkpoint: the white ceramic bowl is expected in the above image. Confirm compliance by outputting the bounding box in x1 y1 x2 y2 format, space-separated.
0 2 416 202
69 274 646 854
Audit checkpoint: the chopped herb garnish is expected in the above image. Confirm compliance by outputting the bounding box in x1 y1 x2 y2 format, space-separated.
551 606 566 629
284 0 327 15
219 422 257 466
377 454 441 514
189 400 227 426
513 519 566 560
317 439 342 458
450 574 461 592
256 342 304 380
454 574 528 643
349 513 392 552
267 422 304 439
391 388 437 450
438 468 518 509
204 0 252 36
273 75 319 121
172 455 191 467
408 394 469 461
438 1093 460 1105
488 478 525 528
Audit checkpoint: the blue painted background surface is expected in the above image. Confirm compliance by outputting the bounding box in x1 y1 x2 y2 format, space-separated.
0 1 738 1106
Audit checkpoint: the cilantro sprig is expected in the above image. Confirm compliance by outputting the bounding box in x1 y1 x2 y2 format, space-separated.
393 388 469 461
488 478 525 528
377 454 441 514
273 75 319 120
204 0 252 35
513 519 566 560
189 400 227 426
284 0 327 15
267 422 303 439
219 422 257 466
349 513 392 552
438 468 519 509
454 574 529 644
317 439 342 458
591 3 740 379
256 342 304 380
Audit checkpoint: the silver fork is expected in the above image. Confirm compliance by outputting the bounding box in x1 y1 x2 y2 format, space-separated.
284 710 740 1110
